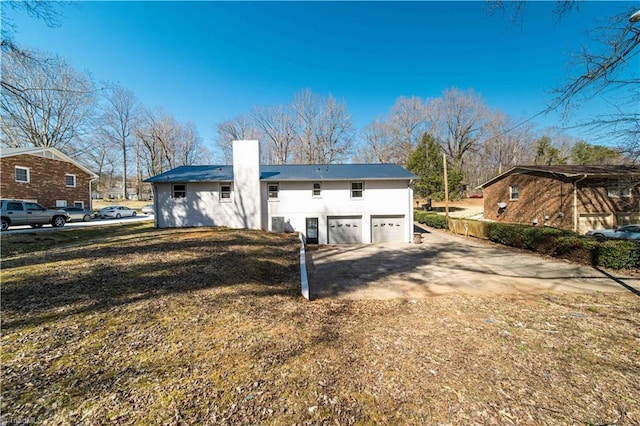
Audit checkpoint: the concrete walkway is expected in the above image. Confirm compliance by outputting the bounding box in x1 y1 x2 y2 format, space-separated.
307 226 639 300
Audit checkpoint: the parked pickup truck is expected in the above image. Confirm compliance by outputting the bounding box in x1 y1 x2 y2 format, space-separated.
1 199 70 231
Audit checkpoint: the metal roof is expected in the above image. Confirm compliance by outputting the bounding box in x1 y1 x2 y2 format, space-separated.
145 164 417 183
478 165 640 189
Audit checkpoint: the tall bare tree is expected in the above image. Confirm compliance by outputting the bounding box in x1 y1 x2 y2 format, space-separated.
214 114 260 163
251 105 294 164
0 48 96 149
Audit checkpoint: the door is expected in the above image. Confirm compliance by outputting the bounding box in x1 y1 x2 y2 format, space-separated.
372 215 405 243
327 216 362 244
25 202 49 224
306 217 319 244
4 201 27 225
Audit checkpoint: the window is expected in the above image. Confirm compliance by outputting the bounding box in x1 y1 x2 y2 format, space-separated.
608 179 630 198
220 183 232 201
65 174 77 187
15 166 29 183
56 200 67 208
351 182 363 199
268 183 279 200
6 202 23 211
172 184 186 198
509 185 520 201
312 182 322 197
74 201 84 208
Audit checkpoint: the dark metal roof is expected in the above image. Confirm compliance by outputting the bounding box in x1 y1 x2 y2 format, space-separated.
146 164 417 183
478 165 640 188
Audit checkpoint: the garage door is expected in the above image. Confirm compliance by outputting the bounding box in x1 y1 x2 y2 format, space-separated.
372 215 405 243
328 216 362 244
579 213 613 234
617 212 640 226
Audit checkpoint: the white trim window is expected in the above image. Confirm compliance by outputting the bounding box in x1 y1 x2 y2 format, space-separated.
172 184 186 198
608 179 630 198
15 166 30 183
56 200 67 207
351 181 364 199
268 183 279 200
65 174 77 187
74 201 84 208
509 185 520 201
312 182 322 198
220 183 232 202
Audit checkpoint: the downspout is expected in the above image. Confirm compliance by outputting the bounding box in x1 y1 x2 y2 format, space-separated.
573 175 588 233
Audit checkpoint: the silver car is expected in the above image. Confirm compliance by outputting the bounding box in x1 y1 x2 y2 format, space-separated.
586 225 640 240
97 205 138 219
59 206 93 222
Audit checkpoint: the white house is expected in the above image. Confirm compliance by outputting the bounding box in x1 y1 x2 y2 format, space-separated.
146 140 417 244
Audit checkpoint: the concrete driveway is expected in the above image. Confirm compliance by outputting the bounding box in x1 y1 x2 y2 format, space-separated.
307 227 639 300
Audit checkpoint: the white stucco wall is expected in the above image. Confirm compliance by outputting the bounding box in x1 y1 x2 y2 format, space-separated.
232 140 261 229
264 179 414 244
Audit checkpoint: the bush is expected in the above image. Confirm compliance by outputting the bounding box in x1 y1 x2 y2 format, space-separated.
486 222 640 271
414 211 448 229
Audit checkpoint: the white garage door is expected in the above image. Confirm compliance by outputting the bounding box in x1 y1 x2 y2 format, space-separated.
372 215 405 243
579 213 613 234
328 216 362 244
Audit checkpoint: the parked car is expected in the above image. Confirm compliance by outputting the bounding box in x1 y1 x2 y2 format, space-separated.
58 206 93 222
141 204 154 214
586 225 640 240
1 199 70 231
97 205 138 219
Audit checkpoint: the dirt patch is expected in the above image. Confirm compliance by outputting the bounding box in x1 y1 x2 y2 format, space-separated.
1 227 639 424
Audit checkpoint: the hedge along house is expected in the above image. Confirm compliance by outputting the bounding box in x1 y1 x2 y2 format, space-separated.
146 140 417 244
479 165 640 234
0 147 98 209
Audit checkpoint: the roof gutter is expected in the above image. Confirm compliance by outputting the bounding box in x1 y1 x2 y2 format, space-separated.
573 174 588 233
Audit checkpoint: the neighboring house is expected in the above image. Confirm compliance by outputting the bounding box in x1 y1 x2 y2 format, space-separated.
0 147 98 209
479 165 640 234
146 140 417 244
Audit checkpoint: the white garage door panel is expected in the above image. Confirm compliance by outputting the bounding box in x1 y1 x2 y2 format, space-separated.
372 216 405 243
328 216 362 244
579 213 612 234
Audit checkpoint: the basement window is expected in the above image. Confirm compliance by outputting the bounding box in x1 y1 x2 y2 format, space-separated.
268 183 279 200
172 184 186 198
509 185 520 201
15 166 30 183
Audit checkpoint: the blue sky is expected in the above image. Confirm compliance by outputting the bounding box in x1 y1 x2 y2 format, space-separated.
5 1 639 151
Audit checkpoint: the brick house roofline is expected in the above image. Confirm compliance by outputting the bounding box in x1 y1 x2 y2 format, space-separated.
478 165 640 189
0 147 98 179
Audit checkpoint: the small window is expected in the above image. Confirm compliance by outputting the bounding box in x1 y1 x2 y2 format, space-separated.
74 201 84 208
268 183 279 200
15 166 29 183
220 183 232 201
56 200 67 208
313 182 322 198
509 185 520 201
351 182 363 199
65 174 77 187
608 179 630 198
173 184 186 198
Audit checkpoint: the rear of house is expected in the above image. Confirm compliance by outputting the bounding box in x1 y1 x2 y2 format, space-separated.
147 140 417 244
0 147 97 209
480 165 640 233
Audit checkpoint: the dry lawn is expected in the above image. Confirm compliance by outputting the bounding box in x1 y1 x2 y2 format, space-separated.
1 224 639 425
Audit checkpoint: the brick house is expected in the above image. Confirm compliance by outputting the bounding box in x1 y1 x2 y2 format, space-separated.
1 147 98 209
479 165 640 234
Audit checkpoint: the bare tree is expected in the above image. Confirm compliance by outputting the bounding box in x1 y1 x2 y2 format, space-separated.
358 119 397 163
290 89 319 163
214 114 260 163
0 48 96 149
313 94 354 163
100 84 138 199
251 105 294 164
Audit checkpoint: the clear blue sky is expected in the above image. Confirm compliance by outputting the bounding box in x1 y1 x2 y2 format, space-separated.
5 1 638 151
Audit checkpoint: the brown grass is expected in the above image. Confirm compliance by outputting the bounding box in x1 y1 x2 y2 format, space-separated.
1 225 639 425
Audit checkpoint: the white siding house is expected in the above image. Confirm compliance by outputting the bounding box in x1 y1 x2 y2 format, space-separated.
146 140 417 244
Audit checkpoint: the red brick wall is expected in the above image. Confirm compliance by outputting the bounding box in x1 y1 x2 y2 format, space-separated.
483 173 639 230
1 154 93 208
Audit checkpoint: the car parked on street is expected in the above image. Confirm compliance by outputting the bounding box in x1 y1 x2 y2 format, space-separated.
141 204 154 214
1 199 70 231
58 206 93 222
97 205 138 219
586 225 640 240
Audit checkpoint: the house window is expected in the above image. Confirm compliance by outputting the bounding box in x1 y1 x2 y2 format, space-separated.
56 200 67 208
220 183 232 201
313 182 322 198
351 182 364 199
268 183 279 200
65 174 77 187
74 201 84 208
173 184 186 198
509 185 520 201
608 179 630 198
15 166 29 183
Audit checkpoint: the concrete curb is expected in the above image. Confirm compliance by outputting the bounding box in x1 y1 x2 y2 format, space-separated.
298 232 310 300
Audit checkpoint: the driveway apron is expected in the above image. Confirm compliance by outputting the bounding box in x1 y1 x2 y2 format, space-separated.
307 228 639 300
